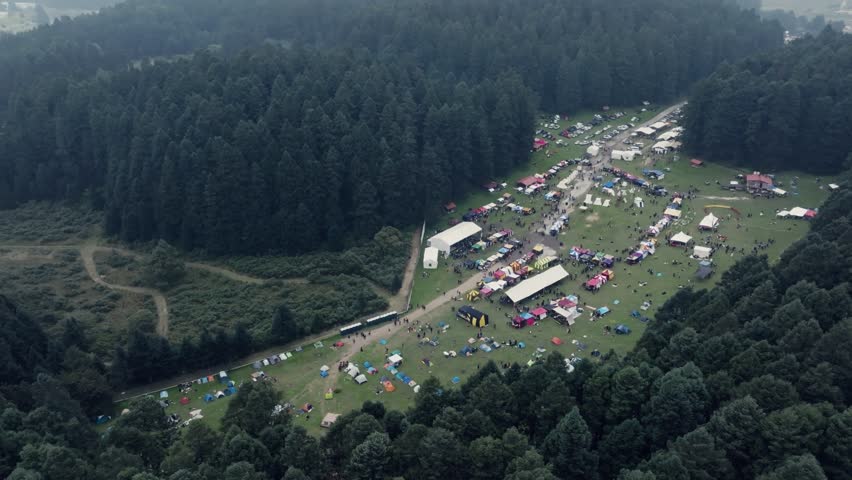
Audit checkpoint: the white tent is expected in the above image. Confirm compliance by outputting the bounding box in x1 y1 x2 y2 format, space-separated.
505 265 570 304
584 194 593 204
664 208 682 218
428 222 482 254
693 246 712 259
699 213 719 230
634 197 645 208
586 145 600 157
650 121 668 130
772 187 787 196
612 150 640 161
636 127 656 136
388 354 403 364
603 199 611 207
657 130 681 141
593 197 602 206
829 183 840 190
354 374 368 385
670 232 693 245
776 210 790 218
320 365 330 372
423 246 439 269
348 368 360 378
789 207 809 218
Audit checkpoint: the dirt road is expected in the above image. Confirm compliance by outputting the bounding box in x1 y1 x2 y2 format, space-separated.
79 245 171 336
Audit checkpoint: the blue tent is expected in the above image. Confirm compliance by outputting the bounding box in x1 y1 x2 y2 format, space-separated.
615 324 631 335
320 370 329 378
225 386 237 396
603 181 614 189
363 361 373 369
159 390 168 399
95 415 111 425
379 339 388 345
517 342 526 349
203 394 215 403
596 306 610 316
395 373 405 381
631 310 641 318
451 376 461 384
402 375 412 384
459 345 475 355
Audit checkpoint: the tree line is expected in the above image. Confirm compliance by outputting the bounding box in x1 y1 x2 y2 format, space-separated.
0 47 534 254
0 0 783 113
2 172 851 479
683 29 852 174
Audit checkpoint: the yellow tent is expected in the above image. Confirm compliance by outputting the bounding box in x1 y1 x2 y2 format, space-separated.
324 389 333 400
466 290 480 301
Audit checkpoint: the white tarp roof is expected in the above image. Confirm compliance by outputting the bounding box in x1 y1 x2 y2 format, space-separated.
693 246 712 259
829 183 840 190
699 213 719 229
650 121 668 130
772 187 787 195
664 208 682 218
355 374 368 384
428 222 482 252
670 232 693 244
636 127 656 136
388 354 403 364
423 246 439 266
506 265 569 303
789 207 808 218
586 145 600 156
777 210 790 217
657 130 681 141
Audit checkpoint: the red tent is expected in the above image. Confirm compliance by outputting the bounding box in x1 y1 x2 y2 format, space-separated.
180 397 190 405
690 159 704 167
551 337 563 346
530 307 548 318
444 202 457 213
517 176 538 188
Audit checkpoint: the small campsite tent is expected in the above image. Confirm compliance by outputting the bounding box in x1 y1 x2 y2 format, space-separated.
388 354 404 366
354 374 368 385
693 246 712 259
551 337 563 346
321 413 341 428
159 391 168 399
634 197 644 209
203 394 215 403
696 261 714 280
180 397 190 405
615 324 631 335
699 213 719 230
669 232 693 246
423 247 439 269
586 145 600 157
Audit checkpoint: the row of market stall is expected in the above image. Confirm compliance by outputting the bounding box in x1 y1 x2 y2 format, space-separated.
569 246 615 267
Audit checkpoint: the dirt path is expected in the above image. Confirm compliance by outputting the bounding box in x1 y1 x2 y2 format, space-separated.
184 261 268 284
79 245 171 336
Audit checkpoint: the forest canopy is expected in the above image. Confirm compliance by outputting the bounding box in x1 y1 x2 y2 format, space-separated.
0 0 784 254
683 29 852 174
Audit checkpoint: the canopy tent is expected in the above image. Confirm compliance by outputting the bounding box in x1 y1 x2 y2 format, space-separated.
457 305 489 327
586 145 600 157
423 247 439 269
505 265 570 304
388 354 403 365
669 232 693 246
321 413 341 428
427 222 482 254
788 207 812 218
693 246 712 259
663 208 682 218
696 265 714 279
699 213 719 230
552 307 577 325
635 127 656 136
829 183 840 190
771 187 787 196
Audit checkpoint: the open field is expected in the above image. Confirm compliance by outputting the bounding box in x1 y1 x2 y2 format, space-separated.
0 246 154 356
762 0 852 21
111 101 835 437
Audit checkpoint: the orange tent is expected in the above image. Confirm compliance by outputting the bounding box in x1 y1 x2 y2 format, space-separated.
383 381 396 392
551 337 563 346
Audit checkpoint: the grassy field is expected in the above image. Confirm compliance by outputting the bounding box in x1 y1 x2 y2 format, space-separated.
410 105 662 307
0 202 102 244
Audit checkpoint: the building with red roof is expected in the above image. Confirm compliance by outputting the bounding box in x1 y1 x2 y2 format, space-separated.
746 173 774 191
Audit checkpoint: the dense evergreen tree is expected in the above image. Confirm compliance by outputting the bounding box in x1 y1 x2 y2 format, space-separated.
684 29 852 173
